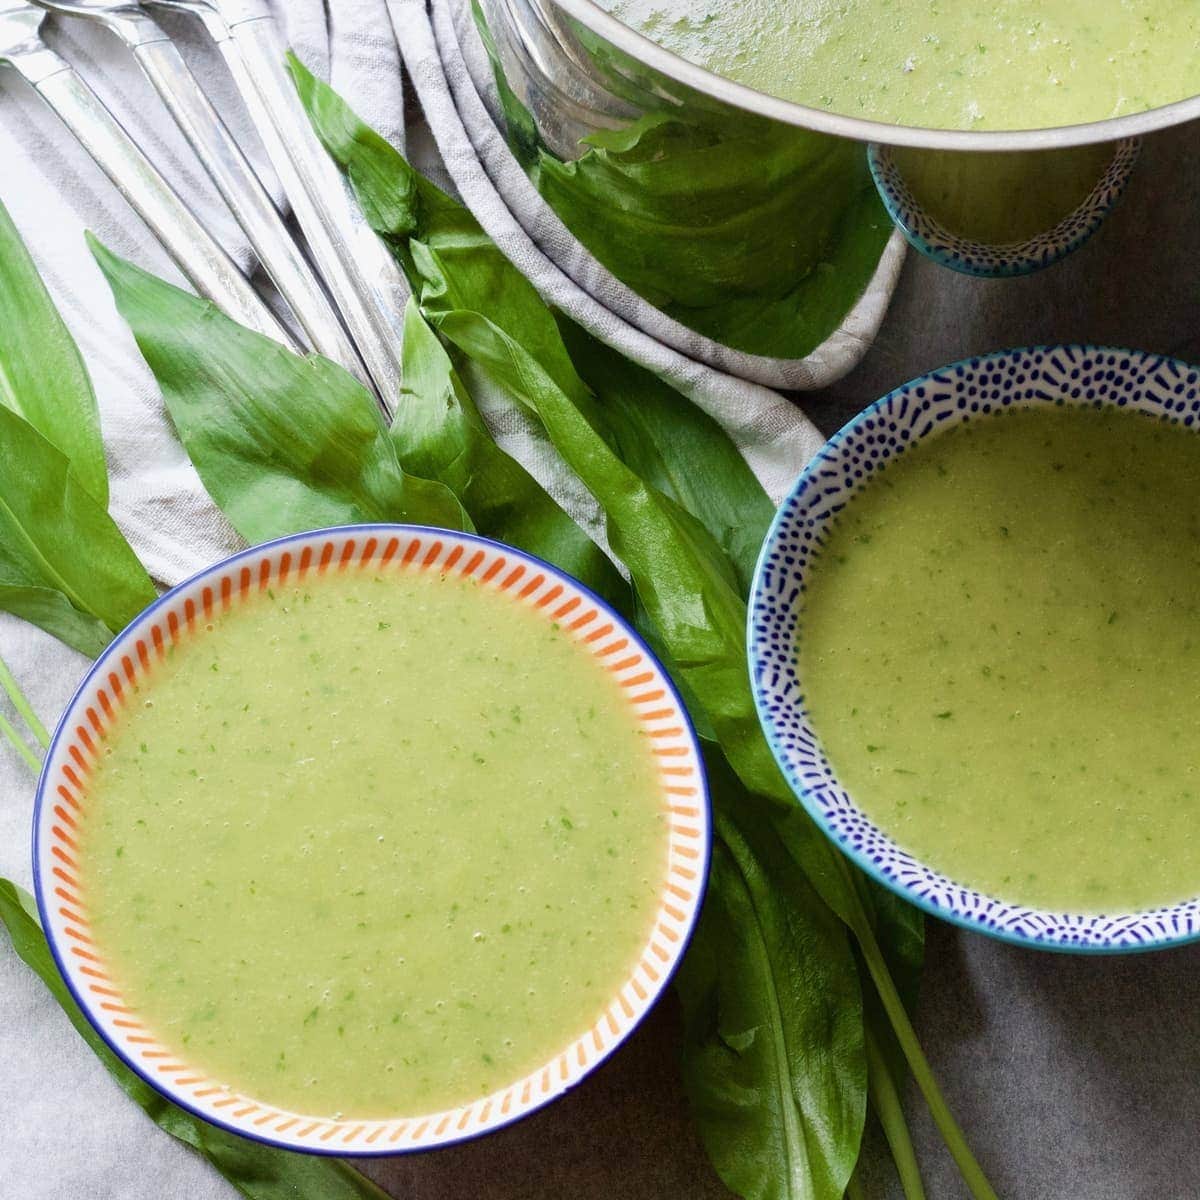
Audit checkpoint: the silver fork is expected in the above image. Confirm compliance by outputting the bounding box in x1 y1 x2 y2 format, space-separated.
148 0 410 416
31 0 373 391
0 0 293 347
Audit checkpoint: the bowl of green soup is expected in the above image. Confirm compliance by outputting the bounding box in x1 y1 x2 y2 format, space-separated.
33 525 709 1151
749 346 1200 952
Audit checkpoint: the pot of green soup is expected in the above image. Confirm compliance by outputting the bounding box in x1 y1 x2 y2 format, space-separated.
472 0 1200 293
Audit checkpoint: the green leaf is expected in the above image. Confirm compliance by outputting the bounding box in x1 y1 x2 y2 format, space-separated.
555 316 775 594
287 50 422 243
0 198 109 506
427 316 741 743
0 199 149 658
293 60 781 594
531 117 878 315
89 237 470 542
0 585 112 660
411 235 596 411
397 299 626 605
291 52 596 411
678 756 866 1200
0 407 154 654
0 879 391 1200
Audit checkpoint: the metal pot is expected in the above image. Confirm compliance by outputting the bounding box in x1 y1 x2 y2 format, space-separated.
477 0 1200 292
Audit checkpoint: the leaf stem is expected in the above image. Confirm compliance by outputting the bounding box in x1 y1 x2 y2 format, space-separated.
850 891 997 1200
865 1024 927 1200
0 708 42 774
0 653 49 748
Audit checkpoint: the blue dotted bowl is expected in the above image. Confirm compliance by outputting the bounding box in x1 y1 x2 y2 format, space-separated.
748 345 1200 953
869 141 1140 278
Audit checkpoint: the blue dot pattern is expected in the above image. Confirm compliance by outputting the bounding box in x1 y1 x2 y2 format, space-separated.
869 140 1141 279
748 345 1200 952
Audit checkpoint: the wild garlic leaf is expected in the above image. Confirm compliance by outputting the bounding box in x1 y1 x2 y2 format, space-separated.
293 51 593 412
533 127 889 359
555 316 775 596
432 308 751 719
0 586 112 661
0 406 153 655
678 758 866 1200
398 300 627 606
0 879 392 1200
293 59 781 585
0 198 109 506
90 238 470 542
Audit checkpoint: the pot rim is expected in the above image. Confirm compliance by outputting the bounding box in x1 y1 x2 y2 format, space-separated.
547 0 1200 151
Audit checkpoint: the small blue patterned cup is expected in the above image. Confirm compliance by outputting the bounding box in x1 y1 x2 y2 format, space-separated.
869 140 1141 278
749 345 1200 952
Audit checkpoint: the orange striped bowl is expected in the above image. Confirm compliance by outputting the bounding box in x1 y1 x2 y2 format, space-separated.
32 525 710 1154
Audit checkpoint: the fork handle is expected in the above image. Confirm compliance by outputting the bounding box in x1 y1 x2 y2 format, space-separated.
215 14 409 415
129 34 370 383
29 59 294 347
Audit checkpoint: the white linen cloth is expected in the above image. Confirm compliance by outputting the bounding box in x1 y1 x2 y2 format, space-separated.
0 2 852 1195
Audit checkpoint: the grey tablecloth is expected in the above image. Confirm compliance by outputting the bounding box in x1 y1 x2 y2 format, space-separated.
819 120 1200 1200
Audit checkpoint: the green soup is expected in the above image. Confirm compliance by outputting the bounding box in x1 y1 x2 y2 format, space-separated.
79 567 667 1118
799 405 1200 912
602 0 1200 131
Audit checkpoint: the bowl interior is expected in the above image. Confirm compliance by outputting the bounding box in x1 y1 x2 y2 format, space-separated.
749 346 1200 952
34 525 710 1152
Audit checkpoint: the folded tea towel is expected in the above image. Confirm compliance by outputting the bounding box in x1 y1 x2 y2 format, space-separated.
423 0 907 393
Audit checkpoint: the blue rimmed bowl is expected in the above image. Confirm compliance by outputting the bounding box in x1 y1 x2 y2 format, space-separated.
33 524 711 1153
748 346 1200 953
868 139 1141 278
